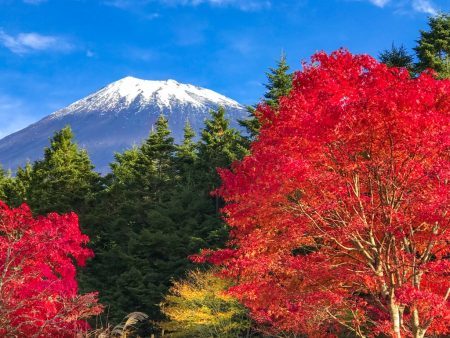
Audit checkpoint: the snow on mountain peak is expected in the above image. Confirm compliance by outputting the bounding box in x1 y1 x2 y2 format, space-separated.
50 76 242 119
0 76 246 174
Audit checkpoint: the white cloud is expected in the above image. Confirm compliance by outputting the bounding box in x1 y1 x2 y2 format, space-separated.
105 0 270 11
23 0 47 4
367 0 390 7
0 95 35 139
176 0 270 10
412 0 437 15
363 0 439 15
103 0 142 9
0 30 73 55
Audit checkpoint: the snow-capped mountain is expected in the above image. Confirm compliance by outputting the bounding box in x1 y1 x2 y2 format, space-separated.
0 76 246 173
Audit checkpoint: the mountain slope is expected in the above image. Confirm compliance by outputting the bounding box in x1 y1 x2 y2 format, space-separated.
0 76 246 173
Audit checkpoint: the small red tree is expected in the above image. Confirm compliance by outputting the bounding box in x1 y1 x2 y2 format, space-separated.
0 201 103 337
198 50 449 337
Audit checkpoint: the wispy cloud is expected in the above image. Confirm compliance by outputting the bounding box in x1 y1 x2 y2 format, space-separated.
172 0 271 11
367 0 390 7
0 95 35 139
411 0 437 15
362 0 439 15
0 29 73 55
123 46 161 61
103 0 160 18
104 0 145 9
105 0 270 11
23 0 47 4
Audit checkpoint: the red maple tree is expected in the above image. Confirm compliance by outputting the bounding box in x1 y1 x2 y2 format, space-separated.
0 201 103 337
198 50 449 337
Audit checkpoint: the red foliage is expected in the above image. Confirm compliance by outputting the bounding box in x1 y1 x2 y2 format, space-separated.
206 50 450 337
0 201 103 337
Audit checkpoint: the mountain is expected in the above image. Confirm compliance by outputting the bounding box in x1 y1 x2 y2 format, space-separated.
0 76 246 173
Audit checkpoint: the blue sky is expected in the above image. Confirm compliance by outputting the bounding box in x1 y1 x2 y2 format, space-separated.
0 0 449 138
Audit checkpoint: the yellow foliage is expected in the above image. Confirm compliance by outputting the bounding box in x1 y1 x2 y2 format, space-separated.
160 269 250 337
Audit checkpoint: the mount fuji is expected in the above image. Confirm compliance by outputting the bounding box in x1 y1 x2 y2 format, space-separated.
0 76 247 174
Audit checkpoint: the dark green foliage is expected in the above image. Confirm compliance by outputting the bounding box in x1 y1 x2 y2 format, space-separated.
379 43 414 71
10 163 33 206
0 166 14 203
415 13 450 78
263 51 293 110
18 126 101 216
175 121 197 186
81 110 246 323
238 106 260 142
135 115 177 202
239 52 293 141
0 164 33 207
199 107 248 191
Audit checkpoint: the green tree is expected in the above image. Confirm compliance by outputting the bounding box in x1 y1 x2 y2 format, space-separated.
0 166 14 202
263 51 293 110
191 106 248 246
81 115 182 322
82 111 248 323
0 164 32 207
415 13 450 78
175 121 197 187
136 114 176 202
239 52 293 140
23 126 101 216
198 107 248 194
379 43 414 71
12 163 33 206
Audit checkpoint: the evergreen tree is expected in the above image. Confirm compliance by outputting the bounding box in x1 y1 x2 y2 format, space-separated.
81 116 181 322
138 114 177 202
379 43 414 71
14 163 32 203
239 52 293 140
415 13 450 78
175 121 197 187
199 107 248 193
82 110 248 323
0 166 14 202
1 163 34 208
23 126 101 217
263 51 293 110
238 106 260 142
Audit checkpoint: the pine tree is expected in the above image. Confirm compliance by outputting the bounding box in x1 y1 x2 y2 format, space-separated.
263 51 293 109
110 114 176 204
139 114 176 201
4 163 33 208
379 43 414 71
415 13 450 78
82 110 249 323
239 52 293 140
0 166 14 202
175 121 197 187
0 164 34 207
81 116 182 322
23 126 101 216
199 107 248 193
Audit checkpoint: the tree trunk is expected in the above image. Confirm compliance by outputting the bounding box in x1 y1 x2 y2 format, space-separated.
389 302 402 338
412 308 426 338
414 331 425 338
